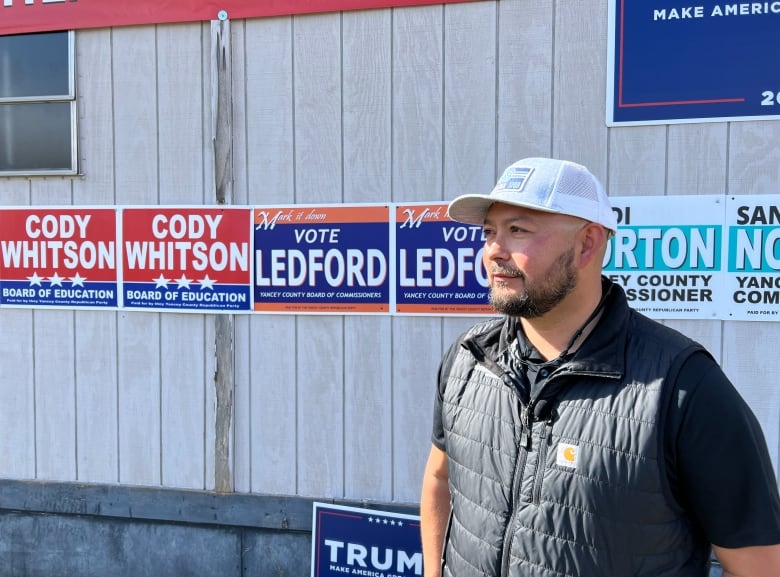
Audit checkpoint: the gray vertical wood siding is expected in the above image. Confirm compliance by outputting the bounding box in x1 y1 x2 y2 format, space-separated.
0 0 778 504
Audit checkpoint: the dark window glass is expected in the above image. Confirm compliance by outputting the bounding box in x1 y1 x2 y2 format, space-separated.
0 31 75 175
0 102 72 172
0 31 70 99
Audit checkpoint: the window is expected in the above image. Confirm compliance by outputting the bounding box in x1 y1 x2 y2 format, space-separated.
0 30 76 176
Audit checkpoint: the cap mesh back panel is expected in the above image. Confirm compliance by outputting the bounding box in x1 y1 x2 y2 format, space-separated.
556 167 595 201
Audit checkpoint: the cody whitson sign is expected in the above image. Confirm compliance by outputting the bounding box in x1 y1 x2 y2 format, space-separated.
121 207 252 313
0 207 118 309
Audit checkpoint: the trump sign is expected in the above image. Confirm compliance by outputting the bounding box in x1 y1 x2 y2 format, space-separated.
311 502 422 577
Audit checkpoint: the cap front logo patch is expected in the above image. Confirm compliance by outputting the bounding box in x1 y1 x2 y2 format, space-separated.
556 443 578 469
498 166 533 191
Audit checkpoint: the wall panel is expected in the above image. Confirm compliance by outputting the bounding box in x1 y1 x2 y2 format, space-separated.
496 0 553 166
241 15 298 496
342 9 394 501
73 29 120 484
293 13 346 497
112 26 162 486
0 0 778 503
29 179 77 481
391 5 446 503
157 22 209 490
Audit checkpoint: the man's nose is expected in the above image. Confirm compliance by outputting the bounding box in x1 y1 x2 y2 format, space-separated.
484 236 509 261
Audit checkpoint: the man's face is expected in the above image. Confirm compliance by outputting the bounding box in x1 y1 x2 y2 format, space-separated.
481 203 580 318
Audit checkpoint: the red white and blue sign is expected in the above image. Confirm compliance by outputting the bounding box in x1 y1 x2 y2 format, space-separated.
394 203 493 315
607 0 780 125
121 207 252 312
0 207 118 308
253 205 391 314
310 502 422 577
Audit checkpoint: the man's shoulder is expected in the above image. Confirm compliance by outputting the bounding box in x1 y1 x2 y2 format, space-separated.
626 307 702 352
439 317 506 383
460 316 505 340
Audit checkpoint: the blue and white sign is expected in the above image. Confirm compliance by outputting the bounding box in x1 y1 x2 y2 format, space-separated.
604 195 726 319
607 1 780 125
311 502 422 577
394 203 492 316
725 196 780 320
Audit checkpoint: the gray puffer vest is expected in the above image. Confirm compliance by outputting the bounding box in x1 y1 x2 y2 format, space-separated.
440 282 711 577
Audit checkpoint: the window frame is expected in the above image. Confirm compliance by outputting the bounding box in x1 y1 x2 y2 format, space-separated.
0 30 78 177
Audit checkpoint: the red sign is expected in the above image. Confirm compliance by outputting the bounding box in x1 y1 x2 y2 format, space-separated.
0 207 118 308
121 207 252 312
0 0 482 36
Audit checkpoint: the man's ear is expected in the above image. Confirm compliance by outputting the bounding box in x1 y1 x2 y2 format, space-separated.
577 223 609 269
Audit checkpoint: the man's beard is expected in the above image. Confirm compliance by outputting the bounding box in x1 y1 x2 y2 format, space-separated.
488 248 577 318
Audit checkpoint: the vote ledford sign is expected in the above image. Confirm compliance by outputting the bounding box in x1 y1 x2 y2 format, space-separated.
121 207 252 313
607 0 780 125
253 205 390 314
311 502 422 577
394 203 493 316
0 207 118 309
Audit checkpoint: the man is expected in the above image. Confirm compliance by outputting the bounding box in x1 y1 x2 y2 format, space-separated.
420 157 780 577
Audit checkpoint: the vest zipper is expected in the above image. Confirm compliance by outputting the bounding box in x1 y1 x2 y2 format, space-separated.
532 417 555 505
499 428 530 577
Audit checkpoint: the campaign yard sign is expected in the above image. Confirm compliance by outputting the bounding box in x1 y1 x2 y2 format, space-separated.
253 205 391 314
0 207 118 309
394 203 494 316
311 502 422 577
604 195 725 319
725 196 780 320
607 0 780 125
121 207 252 313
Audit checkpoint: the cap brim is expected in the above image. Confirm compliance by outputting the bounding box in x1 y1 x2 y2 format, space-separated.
447 192 560 226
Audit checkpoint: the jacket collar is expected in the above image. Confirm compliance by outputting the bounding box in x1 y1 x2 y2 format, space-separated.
466 277 627 380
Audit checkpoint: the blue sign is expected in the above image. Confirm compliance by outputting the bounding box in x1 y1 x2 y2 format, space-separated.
311 502 422 577
253 205 391 314
394 203 492 315
607 1 780 125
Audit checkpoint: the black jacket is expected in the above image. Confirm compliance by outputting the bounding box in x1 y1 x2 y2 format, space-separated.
439 279 711 577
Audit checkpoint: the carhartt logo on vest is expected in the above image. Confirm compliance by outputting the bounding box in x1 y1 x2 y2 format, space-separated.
556 443 578 469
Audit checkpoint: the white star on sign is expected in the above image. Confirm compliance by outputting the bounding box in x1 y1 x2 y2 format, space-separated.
49 272 64 287
175 275 192 289
71 273 87 287
153 274 169 289
27 272 43 286
199 275 216 290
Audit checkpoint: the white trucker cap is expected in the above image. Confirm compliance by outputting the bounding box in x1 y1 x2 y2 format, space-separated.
447 157 618 232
